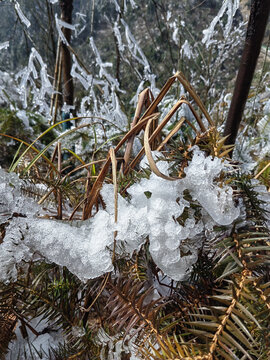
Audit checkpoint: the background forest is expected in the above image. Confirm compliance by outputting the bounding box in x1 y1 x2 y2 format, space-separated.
0 0 270 359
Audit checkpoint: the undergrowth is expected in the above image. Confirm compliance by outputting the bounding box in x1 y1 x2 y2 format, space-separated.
0 72 269 360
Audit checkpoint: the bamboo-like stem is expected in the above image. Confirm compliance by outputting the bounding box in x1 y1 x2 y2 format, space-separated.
50 37 61 118
57 142 62 220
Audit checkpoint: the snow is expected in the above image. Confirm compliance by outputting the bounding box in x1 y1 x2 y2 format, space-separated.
0 148 241 283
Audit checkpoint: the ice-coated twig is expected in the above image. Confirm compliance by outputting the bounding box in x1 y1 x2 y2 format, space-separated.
0 41 9 50
71 55 93 90
202 0 240 48
90 37 122 92
14 0 31 28
15 48 53 115
55 14 78 46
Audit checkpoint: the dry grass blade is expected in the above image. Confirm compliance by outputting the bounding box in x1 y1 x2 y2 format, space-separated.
124 96 203 174
122 88 155 171
0 133 57 173
144 115 178 181
83 72 213 218
175 71 213 128
109 147 118 263
156 116 186 151
83 113 158 218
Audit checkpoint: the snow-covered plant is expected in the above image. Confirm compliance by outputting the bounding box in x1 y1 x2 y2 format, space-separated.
1 0 270 358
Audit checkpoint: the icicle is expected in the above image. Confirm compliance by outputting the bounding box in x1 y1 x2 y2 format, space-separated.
181 40 192 59
75 12 87 36
111 0 121 13
128 0 137 8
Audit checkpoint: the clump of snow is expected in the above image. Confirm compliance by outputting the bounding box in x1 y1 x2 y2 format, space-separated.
0 149 241 283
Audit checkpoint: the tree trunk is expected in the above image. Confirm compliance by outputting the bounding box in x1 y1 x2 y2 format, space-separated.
60 0 74 108
223 0 270 150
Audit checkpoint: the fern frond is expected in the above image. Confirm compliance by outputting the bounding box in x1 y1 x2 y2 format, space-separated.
0 285 18 358
105 277 167 340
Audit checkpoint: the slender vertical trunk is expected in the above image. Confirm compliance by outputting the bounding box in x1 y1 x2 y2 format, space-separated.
60 0 74 108
223 0 270 150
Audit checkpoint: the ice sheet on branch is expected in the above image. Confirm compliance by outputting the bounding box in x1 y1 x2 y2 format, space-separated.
0 149 241 283
14 1 31 28
0 41 9 50
202 0 240 47
15 48 53 116
55 14 78 45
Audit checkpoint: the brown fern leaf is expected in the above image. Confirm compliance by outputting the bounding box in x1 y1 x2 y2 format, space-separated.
105 277 167 339
0 286 18 359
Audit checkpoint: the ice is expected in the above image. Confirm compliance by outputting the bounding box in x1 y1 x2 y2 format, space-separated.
14 1 31 28
0 147 241 283
98 329 140 360
15 48 53 116
16 109 30 128
112 0 121 13
7 315 63 359
113 22 125 52
90 37 121 92
121 19 150 71
183 147 240 225
202 0 240 48
181 40 192 59
128 0 137 9
0 41 9 50
55 15 77 45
